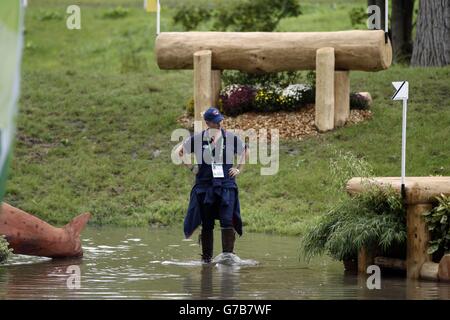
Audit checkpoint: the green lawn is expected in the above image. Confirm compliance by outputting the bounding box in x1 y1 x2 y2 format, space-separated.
5 0 450 236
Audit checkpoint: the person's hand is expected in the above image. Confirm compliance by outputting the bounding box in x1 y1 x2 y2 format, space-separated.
229 167 240 177
190 165 199 175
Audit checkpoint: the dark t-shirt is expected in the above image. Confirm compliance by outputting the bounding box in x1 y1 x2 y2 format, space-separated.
182 129 246 183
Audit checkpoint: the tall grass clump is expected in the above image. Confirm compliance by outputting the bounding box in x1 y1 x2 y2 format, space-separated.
302 151 407 262
0 236 12 264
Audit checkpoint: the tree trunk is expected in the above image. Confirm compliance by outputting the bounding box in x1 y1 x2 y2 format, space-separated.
392 0 415 62
411 0 450 67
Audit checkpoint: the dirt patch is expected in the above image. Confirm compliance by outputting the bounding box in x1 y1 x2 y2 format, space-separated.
177 105 372 140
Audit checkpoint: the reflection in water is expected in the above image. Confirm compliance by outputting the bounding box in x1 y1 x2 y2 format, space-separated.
0 227 449 299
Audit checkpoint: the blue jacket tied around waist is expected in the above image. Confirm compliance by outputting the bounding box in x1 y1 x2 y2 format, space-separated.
184 178 243 239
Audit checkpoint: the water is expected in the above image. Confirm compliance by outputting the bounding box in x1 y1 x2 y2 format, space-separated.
0 227 449 300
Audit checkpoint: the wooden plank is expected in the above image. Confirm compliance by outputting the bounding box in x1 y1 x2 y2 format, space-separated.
346 177 450 205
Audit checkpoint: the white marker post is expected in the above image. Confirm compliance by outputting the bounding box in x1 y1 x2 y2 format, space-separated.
385 0 389 33
384 0 389 43
144 0 161 35
392 81 409 200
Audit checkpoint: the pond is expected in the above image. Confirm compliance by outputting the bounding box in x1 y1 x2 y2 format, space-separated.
0 227 449 300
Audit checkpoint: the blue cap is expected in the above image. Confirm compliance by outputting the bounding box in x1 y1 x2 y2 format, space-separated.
203 107 224 124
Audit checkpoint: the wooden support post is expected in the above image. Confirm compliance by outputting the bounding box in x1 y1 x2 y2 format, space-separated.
406 203 432 279
193 50 212 133
211 70 222 108
315 47 335 132
334 71 350 127
358 246 375 274
438 254 450 281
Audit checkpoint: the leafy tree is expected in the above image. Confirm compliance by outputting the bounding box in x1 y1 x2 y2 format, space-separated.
173 0 302 32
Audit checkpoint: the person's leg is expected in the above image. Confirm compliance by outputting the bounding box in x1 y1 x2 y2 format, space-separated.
219 189 236 254
198 193 215 263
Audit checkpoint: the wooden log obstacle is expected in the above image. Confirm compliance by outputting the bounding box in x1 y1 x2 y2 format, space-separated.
347 177 450 281
156 30 392 132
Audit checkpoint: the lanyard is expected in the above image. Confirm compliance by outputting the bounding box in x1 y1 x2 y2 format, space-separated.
206 130 224 164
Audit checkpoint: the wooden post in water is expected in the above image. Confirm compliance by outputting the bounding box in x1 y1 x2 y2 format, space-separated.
334 71 350 127
358 246 375 274
347 177 450 280
406 203 432 279
193 50 212 133
315 47 335 132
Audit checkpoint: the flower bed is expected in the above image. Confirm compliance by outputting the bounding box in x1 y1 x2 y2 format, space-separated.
180 83 373 140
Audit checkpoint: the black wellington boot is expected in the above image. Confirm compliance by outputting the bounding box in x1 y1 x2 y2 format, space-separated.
200 229 214 263
221 228 236 253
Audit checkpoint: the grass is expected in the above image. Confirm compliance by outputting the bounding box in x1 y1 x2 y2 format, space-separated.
4 0 450 236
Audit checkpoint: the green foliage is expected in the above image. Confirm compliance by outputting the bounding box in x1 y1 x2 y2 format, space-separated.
302 185 406 261
186 97 194 116
102 6 129 19
173 0 302 32
329 150 374 192
212 0 302 32
35 10 63 21
222 70 301 88
0 236 12 264
302 151 406 261
172 5 212 30
349 7 366 28
423 194 450 256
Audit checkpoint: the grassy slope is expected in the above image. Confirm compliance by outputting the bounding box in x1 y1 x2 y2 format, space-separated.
5 1 450 235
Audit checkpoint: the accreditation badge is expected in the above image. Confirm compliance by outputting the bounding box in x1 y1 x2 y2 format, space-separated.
211 163 224 178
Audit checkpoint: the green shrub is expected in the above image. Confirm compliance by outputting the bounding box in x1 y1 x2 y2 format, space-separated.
222 70 301 88
103 6 129 19
186 97 194 116
302 185 406 262
0 236 12 264
173 0 301 32
35 10 63 21
302 151 406 262
423 194 450 259
349 7 366 28
173 5 212 30
212 0 302 32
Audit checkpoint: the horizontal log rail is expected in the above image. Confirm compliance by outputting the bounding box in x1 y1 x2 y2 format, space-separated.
156 30 392 73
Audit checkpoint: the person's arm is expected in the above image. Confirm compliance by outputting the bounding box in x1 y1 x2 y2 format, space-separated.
177 137 198 174
229 139 248 178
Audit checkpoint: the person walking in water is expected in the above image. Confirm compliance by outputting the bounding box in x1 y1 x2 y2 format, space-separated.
177 107 248 263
